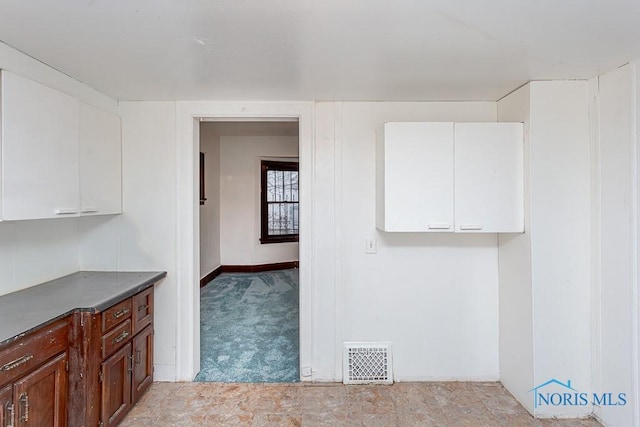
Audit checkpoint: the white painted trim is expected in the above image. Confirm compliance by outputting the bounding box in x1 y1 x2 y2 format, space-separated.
333 102 344 381
630 60 640 427
588 77 603 418
175 101 315 381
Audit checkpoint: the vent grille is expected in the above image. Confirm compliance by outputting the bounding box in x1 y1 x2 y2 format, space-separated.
343 342 393 384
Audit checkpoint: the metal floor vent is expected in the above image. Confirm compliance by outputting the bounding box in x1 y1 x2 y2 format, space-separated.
343 342 393 385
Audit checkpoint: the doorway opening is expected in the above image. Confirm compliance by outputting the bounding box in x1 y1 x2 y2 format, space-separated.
196 119 300 382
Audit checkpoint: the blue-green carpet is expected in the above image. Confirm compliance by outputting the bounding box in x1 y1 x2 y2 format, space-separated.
195 269 300 383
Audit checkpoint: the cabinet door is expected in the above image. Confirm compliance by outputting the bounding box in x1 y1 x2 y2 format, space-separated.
0 384 13 427
79 103 122 215
454 123 524 232
378 122 454 232
131 325 153 404
1 71 80 220
13 352 67 427
101 343 131 427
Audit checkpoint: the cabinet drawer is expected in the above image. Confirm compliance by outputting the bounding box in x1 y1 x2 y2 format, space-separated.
102 299 132 333
102 319 132 359
132 288 153 335
0 319 68 386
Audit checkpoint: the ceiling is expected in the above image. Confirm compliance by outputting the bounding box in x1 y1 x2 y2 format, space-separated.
0 0 639 102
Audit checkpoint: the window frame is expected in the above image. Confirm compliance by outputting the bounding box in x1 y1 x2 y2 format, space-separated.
260 160 299 244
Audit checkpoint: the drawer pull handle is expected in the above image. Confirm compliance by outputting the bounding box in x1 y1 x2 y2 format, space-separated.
112 330 129 344
137 304 148 312
459 224 483 231
1 354 34 372
112 308 130 319
427 223 451 230
54 208 78 215
7 403 15 427
19 393 28 422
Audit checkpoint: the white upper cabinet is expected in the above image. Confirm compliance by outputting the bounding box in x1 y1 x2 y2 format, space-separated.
0 70 122 221
79 103 122 216
377 121 524 233
1 71 80 220
377 122 454 232
454 123 524 232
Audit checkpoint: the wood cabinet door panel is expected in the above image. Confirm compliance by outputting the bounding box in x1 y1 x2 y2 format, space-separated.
0 320 68 387
131 325 153 404
13 352 67 427
101 320 132 360
101 299 132 333
0 384 13 427
132 288 153 335
101 343 131 427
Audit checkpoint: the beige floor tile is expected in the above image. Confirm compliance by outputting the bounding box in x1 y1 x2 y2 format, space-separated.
301 413 350 427
302 385 348 414
120 381 603 427
346 384 395 414
252 413 302 426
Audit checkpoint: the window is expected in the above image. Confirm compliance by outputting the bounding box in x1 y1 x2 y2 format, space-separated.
260 160 299 244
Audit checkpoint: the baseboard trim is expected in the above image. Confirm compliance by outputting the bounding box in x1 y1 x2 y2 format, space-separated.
222 261 299 274
200 266 223 288
200 261 299 287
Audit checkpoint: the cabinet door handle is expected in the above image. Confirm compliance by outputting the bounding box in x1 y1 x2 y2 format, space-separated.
427 223 451 230
19 393 28 423
6 403 15 427
112 308 130 319
54 208 78 215
128 355 134 373
1 354 33 372
112 330 129 344
81 207 98 214
459 224 483 231
135 349 141 366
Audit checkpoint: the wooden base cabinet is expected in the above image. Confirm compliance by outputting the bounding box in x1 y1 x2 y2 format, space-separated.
70 286 154 427
13 353 67 427
131 325 153 404
101 343 132 427
1 384 13 427
0 319 69 427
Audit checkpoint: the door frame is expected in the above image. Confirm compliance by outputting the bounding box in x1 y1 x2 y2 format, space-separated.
174 101 314 381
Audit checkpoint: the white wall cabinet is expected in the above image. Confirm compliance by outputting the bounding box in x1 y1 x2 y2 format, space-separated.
376 122 454 232
80 103 122 216
1 70 80 220
454 123 524 232
0 70 122 221
377 121 523 233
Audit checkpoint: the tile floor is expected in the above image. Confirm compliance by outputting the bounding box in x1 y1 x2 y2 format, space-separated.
121 382 603 426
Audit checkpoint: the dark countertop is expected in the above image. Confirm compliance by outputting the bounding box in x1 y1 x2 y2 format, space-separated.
0 271 166 347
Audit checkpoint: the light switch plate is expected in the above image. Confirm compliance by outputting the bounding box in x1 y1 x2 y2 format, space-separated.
365 238 377 254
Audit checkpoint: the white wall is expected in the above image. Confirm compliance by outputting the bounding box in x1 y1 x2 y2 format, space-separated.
497 84 535 412
336 102 500 380
530 81 591 418
219 135 299 266
0 40 117 297
497 82 592 418
0 219 79 295
79 102 179 381
592 63 639 427
199 124 221 278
